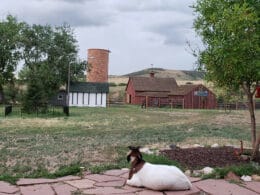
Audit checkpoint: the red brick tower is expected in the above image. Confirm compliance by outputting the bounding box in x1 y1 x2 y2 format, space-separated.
87 49 110 82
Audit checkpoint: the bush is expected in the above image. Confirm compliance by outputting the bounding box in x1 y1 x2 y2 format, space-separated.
109 82 117 87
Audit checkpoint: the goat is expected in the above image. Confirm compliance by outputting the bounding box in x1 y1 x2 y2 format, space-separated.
126 146 192 191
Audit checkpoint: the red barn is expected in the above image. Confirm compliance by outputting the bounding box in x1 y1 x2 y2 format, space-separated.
125 74 216 109
169 84 216 109
125 75 178 107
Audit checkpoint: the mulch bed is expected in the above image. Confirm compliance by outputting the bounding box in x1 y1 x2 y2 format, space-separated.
160 146 259 169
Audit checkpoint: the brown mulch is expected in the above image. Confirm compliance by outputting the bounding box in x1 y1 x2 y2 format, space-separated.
160 146 259 169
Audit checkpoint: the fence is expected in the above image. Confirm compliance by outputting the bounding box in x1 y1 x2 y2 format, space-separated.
217 101 260 111
1 105 69 117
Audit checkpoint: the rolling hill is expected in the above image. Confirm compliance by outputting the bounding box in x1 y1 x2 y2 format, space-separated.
124 68 205 80
109 68 205 85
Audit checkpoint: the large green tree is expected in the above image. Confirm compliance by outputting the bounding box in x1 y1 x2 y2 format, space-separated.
193 0 260 159
0 15 23 103
20 23 85 112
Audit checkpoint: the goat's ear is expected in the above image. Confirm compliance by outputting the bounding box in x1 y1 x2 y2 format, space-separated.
128 146 142 151
138 153 143 160
128 146 134 150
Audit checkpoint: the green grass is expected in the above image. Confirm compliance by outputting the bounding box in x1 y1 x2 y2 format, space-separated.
203 162 260 179
0 105 259 182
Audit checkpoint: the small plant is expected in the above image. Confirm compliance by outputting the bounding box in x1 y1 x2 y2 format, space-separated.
0 174 19 185
71 190 85 195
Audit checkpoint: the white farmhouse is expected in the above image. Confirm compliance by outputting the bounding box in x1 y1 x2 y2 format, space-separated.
69 82 109 107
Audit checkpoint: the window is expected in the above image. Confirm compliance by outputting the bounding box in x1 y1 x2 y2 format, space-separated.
84 93 89 105
58 94 63 100
72 93 78 105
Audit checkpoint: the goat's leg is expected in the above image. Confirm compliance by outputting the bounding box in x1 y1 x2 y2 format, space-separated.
126 175 142 187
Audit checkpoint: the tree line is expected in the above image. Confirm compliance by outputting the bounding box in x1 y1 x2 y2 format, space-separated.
0 15 86 112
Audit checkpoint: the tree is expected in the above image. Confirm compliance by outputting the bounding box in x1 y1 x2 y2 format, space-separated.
193 0 260 159
0 15 23 103
3 79 20 104
20 23 85 112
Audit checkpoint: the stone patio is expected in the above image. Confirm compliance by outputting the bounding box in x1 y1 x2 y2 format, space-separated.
0 169 259 195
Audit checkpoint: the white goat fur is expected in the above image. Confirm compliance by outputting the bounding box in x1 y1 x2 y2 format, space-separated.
126 162 192 191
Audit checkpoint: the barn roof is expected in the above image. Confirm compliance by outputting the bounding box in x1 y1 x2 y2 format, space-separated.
135 91 169 98
169 84 202 96
70 82 109 93
129 77 178 92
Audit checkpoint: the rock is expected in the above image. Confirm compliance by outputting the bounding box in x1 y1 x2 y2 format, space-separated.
140 147 153 154
202 167 214 175
193 170 202 177
225 171 240 182
193 144 203 148
241 175 252 182
188 128 194 132
251 174 260 181
185 170 191 176
240 154 250 161
169 144 178 149
211 143 219 148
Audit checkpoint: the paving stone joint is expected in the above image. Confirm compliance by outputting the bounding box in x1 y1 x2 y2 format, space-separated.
0 169 259 195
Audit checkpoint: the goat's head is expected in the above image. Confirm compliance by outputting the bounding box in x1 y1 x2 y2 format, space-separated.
127 146 143 163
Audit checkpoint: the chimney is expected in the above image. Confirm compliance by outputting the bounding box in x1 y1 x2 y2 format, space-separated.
150 64 155 78
150 71 155 78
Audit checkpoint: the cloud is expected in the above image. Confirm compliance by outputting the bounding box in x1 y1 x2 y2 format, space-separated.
34 0 95 3
23 7 113 27
148 19 194 45
0 0 114 27
55 0 93 3
0 0 199 75
107 0 195 14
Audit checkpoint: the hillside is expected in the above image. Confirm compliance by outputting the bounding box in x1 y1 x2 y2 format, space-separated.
109 68 205 85
124 68 205 80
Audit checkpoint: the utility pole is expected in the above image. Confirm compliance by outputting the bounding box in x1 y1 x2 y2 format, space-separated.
67 62 71 106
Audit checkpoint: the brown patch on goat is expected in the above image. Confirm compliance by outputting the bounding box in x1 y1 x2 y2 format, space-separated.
127 146 145 179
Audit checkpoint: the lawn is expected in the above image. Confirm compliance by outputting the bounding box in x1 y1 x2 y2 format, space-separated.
0 105 259 182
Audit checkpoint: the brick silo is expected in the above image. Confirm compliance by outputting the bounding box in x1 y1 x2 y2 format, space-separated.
87 49 110 83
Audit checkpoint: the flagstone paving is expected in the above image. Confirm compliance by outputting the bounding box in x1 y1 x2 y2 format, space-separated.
0 169 259 195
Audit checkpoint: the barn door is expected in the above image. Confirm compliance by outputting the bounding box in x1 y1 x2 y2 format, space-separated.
202 97 207 109
256 86 260 98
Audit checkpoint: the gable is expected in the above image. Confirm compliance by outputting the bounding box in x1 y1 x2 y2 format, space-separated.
170 84 215 96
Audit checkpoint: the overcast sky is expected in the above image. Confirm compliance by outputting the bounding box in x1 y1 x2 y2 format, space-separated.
0 0 201 75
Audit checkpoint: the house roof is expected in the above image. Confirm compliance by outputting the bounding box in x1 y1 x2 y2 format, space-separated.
70 82 109 93
129 77 178 92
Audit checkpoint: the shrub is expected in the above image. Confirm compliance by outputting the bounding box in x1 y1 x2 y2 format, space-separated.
109 82 117 87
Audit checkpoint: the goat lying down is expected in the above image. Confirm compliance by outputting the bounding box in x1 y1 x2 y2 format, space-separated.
126 146 192 191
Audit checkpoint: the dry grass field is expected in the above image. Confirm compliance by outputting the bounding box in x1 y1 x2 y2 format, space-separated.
0 105 259 182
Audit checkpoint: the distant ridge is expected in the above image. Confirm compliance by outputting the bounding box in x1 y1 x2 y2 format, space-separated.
123 68 205 80
124 68 165 77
